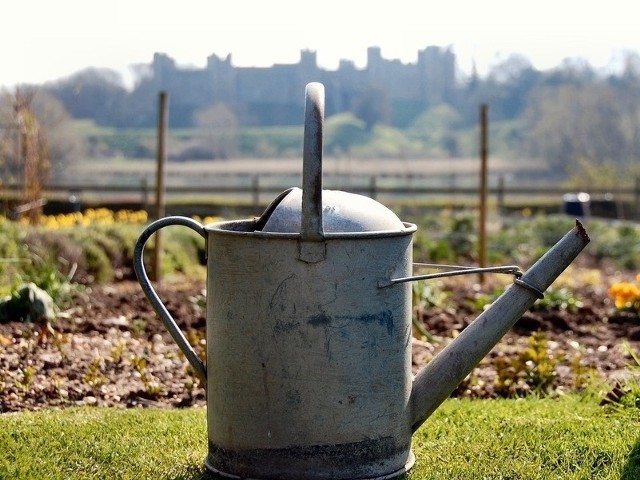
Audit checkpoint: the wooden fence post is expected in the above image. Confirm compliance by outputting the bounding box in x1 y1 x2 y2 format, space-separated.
370 175 377 200
252 175 260 210
478 104 489 283
635 176 640 221
141 178 149 213
152 91 168 282
497 174 505 213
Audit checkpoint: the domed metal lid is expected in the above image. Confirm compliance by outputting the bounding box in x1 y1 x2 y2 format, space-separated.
255 82 408 237
259 187 405 233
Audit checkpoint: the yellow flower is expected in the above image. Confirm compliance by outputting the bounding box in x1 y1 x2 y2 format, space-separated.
20 208 150 229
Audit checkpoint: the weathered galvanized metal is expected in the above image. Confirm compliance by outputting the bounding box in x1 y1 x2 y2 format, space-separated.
133 82 590 479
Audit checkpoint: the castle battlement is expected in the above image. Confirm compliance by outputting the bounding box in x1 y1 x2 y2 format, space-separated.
146 46 456 126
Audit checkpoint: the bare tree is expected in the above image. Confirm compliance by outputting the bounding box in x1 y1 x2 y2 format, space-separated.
30 90 85 178
0 88 49 221
0 87 84 220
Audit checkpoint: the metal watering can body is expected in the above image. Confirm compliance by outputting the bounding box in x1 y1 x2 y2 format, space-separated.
133 83 590 479
204 219 416 477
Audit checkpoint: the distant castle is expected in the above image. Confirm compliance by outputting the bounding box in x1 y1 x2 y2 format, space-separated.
146 46 456 126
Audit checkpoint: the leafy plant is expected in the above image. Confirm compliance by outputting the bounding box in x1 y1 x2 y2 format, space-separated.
14 366 37 392
109 340 127 365
411 210 478 263
464 286 504 312
530 286 583 312
160 226 206 278
186 329 207 364
131 319 147 336
131 354 163 397
446 212 477 260
83 357 107 389
412 280 453 311
601 341 640 410
494 332 560 396
591 222 640 270
411 280 453 342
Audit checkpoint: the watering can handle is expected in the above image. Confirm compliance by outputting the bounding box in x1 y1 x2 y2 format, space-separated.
301 82 325 242
133 216 207 384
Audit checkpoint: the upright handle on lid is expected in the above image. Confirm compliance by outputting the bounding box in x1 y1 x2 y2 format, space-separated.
301 82 325 242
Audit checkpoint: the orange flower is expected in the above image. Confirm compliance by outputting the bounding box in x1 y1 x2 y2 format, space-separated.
609 280 640 311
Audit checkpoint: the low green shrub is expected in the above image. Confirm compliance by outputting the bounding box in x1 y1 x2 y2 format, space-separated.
411 210 479 263
493 332 561 396
0 211 206 311
160 226 206 278
409 211 640 272
590 221 640 270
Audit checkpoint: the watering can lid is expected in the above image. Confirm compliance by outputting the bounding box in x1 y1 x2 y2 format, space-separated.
257 82 405 236
259 187 405 234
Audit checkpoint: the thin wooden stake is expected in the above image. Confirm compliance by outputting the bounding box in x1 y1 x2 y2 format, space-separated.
152 91 168 282
478 104 488 284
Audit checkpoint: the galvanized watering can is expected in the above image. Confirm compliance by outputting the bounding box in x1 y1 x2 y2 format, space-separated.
134 83 590 479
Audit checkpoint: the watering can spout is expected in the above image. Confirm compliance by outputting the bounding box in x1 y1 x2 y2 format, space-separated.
409 220 590 432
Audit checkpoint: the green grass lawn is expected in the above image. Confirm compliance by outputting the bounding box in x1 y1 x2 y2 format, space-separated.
1 396 638 480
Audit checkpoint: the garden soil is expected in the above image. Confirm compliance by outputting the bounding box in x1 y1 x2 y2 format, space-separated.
1 277 639 413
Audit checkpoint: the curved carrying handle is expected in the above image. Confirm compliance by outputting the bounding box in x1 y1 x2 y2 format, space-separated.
133 216 207 384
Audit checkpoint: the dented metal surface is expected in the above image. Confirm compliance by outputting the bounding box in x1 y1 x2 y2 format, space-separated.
203 219 415 478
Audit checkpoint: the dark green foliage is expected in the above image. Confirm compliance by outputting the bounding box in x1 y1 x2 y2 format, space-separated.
590 221 640 270
0 283 55 323
531 286 583 312
0 220 205 300
408 210 640 275
158 226 205 276
411 210 478 263
323 114 369 154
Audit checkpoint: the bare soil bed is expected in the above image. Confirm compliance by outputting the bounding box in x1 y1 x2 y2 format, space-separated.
1 277 638 413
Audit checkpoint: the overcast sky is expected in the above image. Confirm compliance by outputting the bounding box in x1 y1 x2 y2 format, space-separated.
2 0 639 89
